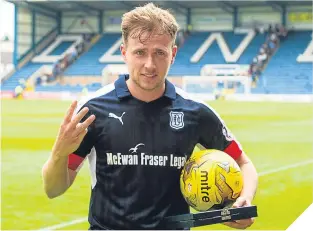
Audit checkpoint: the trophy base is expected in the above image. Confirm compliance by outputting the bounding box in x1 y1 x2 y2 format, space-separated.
162 205 258 229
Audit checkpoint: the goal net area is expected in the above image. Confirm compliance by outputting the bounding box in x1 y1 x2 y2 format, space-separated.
181 64 252 100
181 76 252 100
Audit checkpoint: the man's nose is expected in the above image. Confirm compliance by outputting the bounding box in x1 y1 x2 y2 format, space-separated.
144 55 156 71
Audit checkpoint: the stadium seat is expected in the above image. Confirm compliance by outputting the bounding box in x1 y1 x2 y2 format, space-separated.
48 41 74 56
64 34 122 76
253 31 312 94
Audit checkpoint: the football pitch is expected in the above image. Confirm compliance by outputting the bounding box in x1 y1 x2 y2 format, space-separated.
1 99 313 230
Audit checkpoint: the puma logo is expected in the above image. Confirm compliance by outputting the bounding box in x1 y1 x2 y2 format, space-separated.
108 112 126 125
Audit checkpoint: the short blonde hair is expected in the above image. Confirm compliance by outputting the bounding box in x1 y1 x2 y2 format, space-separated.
121 2 179 46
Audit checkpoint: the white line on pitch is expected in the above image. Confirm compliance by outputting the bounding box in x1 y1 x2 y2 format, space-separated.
38 217 88 231
258 159 313 176
37 159 313 230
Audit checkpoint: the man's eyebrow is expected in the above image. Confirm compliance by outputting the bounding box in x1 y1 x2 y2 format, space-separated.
131 47 147 52
155 48 168 51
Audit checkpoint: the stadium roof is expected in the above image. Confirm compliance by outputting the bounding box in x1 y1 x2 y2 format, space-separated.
8 0 312 16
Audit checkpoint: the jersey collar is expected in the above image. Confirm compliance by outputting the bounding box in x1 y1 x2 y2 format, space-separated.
115 74 176 100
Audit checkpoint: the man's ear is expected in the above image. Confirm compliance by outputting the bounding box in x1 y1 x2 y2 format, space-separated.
120 43 127 62
171 45 178 65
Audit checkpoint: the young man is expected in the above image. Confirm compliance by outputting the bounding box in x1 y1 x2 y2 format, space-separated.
42 3 258 230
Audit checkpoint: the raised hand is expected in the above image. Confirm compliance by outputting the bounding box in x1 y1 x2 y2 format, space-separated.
51 100 96 158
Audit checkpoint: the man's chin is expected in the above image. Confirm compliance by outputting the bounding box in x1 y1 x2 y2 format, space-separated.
140 85 158 91
139 83 162 92
136 79 160 90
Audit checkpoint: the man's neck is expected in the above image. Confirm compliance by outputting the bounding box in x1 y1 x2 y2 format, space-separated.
126 79 165 103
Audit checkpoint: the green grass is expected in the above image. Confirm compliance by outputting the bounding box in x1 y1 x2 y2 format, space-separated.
1 99 313 230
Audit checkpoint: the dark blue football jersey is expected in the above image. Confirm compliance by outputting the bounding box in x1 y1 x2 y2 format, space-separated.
68 75 242 230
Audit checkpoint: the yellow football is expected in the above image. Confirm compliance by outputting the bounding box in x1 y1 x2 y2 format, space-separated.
180 149 243 211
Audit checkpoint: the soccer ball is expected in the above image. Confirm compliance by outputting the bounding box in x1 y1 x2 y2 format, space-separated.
180 149 243 212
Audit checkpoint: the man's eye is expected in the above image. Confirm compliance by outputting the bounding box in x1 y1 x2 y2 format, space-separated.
157 50 165 56
136 50 144 55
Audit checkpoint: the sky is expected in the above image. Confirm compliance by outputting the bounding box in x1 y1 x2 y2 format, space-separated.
0 0 15 40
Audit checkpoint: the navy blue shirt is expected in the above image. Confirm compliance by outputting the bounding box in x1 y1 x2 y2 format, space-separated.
68 75 242 229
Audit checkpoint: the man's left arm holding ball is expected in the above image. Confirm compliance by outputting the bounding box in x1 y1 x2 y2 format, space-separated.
198 104 259 229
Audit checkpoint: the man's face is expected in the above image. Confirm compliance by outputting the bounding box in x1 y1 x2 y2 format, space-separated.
121 31 177 92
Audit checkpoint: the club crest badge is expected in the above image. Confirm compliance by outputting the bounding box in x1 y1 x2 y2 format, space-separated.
170 111 184 129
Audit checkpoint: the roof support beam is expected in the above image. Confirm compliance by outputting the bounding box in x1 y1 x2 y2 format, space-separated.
120 1 136 10
73 2 99 16
13 1 58 18
218 1 234 14
163 2 187 16
265 1 283 12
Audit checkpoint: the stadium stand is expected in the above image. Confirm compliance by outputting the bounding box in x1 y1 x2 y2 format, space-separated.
63 31 265 77
64 33 121 76
1 1 312 100
2 30 312 95
47 41 74 56
253 31 312 94
1 64 44 91
169 31 265 76
1 33 97 91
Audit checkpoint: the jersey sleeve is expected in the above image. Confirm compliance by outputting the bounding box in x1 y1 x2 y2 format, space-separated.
198 104 243 160
68 100 95 171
